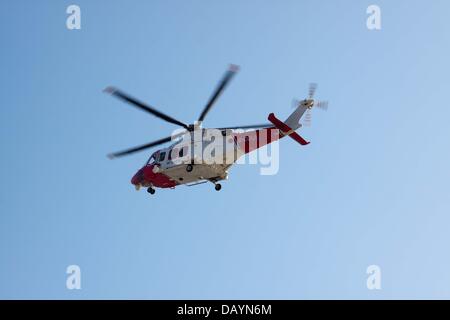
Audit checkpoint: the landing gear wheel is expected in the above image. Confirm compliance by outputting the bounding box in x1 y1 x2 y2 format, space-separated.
186 164 193 172
147 187 155 195
215 183 222 191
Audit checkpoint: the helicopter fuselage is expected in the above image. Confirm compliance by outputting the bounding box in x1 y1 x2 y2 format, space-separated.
131 127 282 190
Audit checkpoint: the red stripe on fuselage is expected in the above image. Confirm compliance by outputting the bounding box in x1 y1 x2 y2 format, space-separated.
232 127 282 154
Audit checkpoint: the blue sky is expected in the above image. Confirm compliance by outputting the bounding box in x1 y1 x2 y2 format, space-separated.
1 0 450 299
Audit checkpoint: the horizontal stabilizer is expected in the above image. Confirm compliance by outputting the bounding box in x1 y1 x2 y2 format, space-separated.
268 113 310 146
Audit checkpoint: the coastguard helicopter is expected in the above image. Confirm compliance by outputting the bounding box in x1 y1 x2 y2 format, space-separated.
104 65 327 194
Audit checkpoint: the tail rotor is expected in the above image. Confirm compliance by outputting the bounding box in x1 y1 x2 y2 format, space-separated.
298 83 328 127
308 82 317 99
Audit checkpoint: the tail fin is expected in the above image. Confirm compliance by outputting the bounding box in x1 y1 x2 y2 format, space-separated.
284 102 309 130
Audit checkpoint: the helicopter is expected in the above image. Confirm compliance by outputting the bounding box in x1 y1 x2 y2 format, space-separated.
104 65 327 194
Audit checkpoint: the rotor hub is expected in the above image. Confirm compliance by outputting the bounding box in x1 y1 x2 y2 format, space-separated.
302 99 315 108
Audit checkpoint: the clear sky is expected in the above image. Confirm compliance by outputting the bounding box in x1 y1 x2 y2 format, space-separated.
1 0 450 299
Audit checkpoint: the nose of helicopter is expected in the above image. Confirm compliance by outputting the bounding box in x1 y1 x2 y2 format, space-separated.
131 165 157 186
131 168 143 185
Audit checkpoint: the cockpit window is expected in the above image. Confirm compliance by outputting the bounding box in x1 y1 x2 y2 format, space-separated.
159 152 166 162
147 155 156 165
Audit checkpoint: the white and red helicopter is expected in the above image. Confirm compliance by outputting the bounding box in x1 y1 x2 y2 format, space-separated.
104 65 327 194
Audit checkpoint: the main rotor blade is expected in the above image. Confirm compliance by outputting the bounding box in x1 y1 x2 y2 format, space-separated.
198 64 239 122
107 136 173 159
217 124 273 130
104 87 189 130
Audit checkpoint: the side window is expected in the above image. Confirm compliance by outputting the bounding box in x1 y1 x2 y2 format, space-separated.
179 146 188 158
159 152 166 162
168 149 173 161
